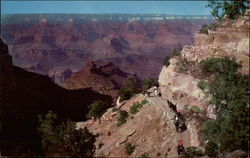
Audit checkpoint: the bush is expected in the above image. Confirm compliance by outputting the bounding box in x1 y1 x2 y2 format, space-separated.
130 99 149 114
199 23 218 34
87 100 108 119
205 141 218 158
119 77 139 101
163 56 171 67
200 57 249 153
143 77 158 89
199 24 209 34
125 143 135 155
37 111 96 157
182 146 204 158
140 153 150 158
177 58 193 72
201 57 241 76
198 80 208 90
117 110 128 127
191 106 203 113
206 0 249 20
172 49 181 57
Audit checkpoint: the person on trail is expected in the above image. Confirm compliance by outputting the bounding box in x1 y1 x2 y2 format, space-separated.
154 86 158 97
174 115 180 132
177 140 185 155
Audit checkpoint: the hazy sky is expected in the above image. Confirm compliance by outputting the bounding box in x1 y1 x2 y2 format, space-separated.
1 1 211 15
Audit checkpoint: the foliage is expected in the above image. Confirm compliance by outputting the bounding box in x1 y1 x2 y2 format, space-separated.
191 106 203 113
177 57 193 72
140 153 150 158
163 49 182 67
130 99 149 114
37 111 96 157
199 23 218 34
172 48 181 57
182 146 204 158
125 143 135 155
205 141 219 158
198 80 208 91
206 0 249 20
87 100 108 119
112 107 118 112
201 57 241 76
199 24 209 34
119 77 139 101
200 57 249 153
143 77 158 89
117 110 129 127
163 56 171 67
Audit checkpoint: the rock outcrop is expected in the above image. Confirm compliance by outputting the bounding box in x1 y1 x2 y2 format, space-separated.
0 39 113 155
64 60 139 101
159 16 249 112
76 16 249 157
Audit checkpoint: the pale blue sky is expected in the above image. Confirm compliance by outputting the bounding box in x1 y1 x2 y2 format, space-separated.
1 1 211 15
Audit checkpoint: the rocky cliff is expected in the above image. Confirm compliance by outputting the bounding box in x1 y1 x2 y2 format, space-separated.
159 15 249 114
0 39 113 155
76 15 249 157
64 60 139 101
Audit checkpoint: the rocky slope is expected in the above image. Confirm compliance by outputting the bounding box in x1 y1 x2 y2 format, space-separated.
159 15 249 113
76 15 249 157
64 60 139 101
0 38 112 155
2 14 212 80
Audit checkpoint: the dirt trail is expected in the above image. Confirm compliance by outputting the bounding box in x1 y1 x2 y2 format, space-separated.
148 96 190 150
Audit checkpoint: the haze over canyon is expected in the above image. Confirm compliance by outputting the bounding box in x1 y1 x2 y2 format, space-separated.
1 14 212 84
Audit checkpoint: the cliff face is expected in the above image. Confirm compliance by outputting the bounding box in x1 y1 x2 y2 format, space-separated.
0 39 113 155
76 16 249 157
64 60 138 101
159 15 249 113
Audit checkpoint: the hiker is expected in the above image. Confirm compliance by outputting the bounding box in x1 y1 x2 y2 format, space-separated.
177 140 185 155
174 115 180 132
168 100 177 112
154 86 158 97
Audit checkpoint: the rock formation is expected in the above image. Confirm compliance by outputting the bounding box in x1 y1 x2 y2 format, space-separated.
2 14 211 80
0 38 113 155
64 60 139 101
76 15 249 157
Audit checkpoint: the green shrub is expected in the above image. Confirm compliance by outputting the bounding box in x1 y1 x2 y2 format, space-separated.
140 153 150 158
199 24 209 34
201 57 241 76
130 102 141 114
130 99 149 114
191 106 203 113
206 0 250 20
141 99 149 105
163 56 171 67
125 143 135 155
177 58 193 72
87 100 108 119
198 80 208 90
182 146 204 158
205 141 219 158
37 111 96 157
119 77 139 101
200 57 249 153
143 77 158 89
112 107 118 112
117 110 128 127
172 49 181 57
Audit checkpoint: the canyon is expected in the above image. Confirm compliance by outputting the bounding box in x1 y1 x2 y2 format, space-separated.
1 14 212 82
